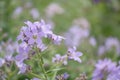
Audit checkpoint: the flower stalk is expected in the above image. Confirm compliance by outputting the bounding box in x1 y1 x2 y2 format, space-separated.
36 48 48 80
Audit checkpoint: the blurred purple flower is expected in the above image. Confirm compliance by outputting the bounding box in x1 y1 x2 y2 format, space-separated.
30 8 40 20
0 40 18 67
92 59 116 80
52 54 67 65
45 3 64 18
89 37 97 47
64 25 89 47
67 47 83 63
0 58 5 67
34 20 53 37
107 65 120 80
63 73 69 79
49 34 65 45
12 7 23 18
17 62 27 74
15 52 28 63
37 43 47 52
105 37 120 55
97 45 106 56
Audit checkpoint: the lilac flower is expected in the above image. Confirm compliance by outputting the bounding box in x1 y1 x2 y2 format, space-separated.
16 61 31 74
17 19 64 50
18 42 30 54
0 58 5 67
0 40 18 56
97 45 106 56
92 59 116 80
15 52 28 63
34 20 53 37
107 66 120 80
49 34 65 45
73 18 90 29
24 21 43 45
105 37 120 54
5 55 13 62
0 40 18 67
65 18 90 47
37 43 47 52
63 73 69 79
52 54 67 65
17 62 27 74
15 42 30 63
53 47 83 65
15 43 31 74
17 20 49 50
89 37 97 47
67 47 83 63
97 37 120 56
30 8 40 20
12 6 23 18
45 3 64 18
64 25 89 47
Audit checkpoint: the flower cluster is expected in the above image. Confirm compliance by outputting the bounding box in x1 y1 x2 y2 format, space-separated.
64 18 90 47
45 3 64 18
0 40 18 67
107 65 120 80
97 37 120 56
52 47 83 65
67 47 83 63
92 59 119 80
105 37 120 54
0 19 84 80
16 20 65 73
12 2 40 20
52 54 67 65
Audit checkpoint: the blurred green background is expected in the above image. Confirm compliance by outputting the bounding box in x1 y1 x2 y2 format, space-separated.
1 0 120 40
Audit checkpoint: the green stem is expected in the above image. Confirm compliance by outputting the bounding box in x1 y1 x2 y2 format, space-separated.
29 72 44 79
36 48 48 80
51 65 61 80
52 71 57 80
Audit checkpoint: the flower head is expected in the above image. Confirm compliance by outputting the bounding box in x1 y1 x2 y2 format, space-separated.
16 19 65 74
105 37 120 54
67 47 83 63
30 8 40 20
0 58 5 67
45 3 64 18
107 66 120 80
92 59 116 80
52 54 67 65
64 25 89 47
